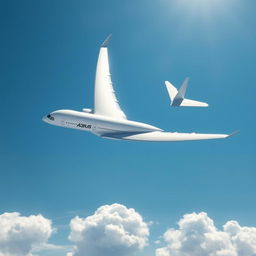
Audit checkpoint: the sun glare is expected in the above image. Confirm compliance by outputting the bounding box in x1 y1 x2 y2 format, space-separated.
174 0 234 12
168 0 238 26
162 0 241 48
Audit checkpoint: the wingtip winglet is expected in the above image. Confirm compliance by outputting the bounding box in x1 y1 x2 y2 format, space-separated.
101 34 112 47
227 130 240 138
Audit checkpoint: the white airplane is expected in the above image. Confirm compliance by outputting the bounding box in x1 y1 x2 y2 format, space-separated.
165 78 208 107
43 35 236 142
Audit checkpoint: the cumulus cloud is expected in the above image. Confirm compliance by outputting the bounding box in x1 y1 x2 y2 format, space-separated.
0 212 54 256
155 212 256 256
224 220 256 256
3 208 256 256
68 203 149 256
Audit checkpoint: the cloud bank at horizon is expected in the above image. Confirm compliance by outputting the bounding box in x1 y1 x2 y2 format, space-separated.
1 205 256 256
156 212 256 256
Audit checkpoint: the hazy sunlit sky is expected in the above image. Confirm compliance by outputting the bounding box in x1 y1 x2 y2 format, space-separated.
0 0 256 255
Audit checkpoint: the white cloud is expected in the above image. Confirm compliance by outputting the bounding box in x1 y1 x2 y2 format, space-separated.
68 203 149 256
2 208 255 256
0 212 54 256
224 220 256 256
156 212 256 256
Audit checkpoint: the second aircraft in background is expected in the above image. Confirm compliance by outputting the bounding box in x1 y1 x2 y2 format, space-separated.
165 78 208 107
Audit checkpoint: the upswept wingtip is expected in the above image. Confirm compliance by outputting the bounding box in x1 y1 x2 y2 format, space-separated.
227 130 240 138
101 34 112 47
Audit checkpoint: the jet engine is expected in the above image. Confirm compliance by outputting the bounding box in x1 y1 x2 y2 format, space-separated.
82 108 92 113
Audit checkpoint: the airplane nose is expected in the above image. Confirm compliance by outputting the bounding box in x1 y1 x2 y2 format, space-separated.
42 116 48 123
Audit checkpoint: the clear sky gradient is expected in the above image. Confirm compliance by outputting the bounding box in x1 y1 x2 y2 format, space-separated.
0 0 256 255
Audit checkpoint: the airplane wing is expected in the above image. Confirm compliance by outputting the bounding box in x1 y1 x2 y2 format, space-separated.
94 35 127 120
101 130 237 141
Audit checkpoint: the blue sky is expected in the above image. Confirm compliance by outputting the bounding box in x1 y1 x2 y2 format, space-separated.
0 0 256 255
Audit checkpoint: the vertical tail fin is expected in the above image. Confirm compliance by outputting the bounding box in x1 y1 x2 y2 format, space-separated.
175 77 189 99
165 81 178 102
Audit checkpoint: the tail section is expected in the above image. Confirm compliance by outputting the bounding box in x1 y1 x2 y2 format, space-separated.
165 78 208 107
164 81 177 102
175 77 189 100
181 99 209 107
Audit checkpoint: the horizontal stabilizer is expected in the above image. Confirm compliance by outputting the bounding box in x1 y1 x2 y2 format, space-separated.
165 79 208 107
180 99 209 107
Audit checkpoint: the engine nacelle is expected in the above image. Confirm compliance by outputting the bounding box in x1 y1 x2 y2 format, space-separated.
82 108 92 113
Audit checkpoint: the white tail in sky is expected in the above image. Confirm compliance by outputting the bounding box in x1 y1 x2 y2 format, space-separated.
165 78 208 107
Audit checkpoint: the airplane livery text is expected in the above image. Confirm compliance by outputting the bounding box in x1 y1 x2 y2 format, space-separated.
77 123 92 129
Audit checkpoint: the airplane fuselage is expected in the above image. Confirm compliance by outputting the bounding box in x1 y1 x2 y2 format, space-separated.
43 110 162 136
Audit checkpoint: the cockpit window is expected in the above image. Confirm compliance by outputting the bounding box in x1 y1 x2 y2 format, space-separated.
47 114 54 121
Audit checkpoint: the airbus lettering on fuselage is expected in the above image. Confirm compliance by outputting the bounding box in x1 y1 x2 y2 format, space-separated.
77 123 92 129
